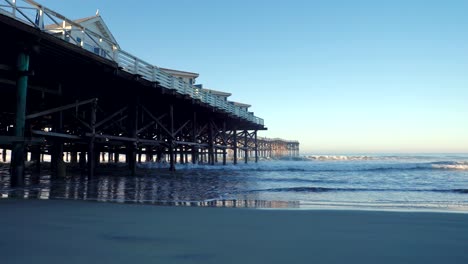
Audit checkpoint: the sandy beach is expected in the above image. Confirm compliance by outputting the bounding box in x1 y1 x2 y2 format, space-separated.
1 199 467 264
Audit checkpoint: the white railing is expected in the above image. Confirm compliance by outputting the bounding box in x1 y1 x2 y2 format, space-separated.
0 0 264 126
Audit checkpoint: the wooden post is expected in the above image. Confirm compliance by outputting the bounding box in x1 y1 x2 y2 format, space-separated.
145 147 152 162
233 130 237 165
254 130 258 163
31 145 41 173
156 147 162 163
128 99 138 175
114 148 120 163
179 146 184 164
87 99 97 178
169 105 175 171
51 108 64 178
208 122 214 165
70 151 77 164
2 149 6 162
191 112 198 164
138 147 142 164
222 122 227 165
10 50 29 187
244 130 248 164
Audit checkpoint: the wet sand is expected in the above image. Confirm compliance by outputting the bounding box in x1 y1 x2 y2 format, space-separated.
1 199 468 264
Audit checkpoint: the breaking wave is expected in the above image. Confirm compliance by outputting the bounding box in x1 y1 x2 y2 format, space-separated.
249 187 468 194
138 160 468 172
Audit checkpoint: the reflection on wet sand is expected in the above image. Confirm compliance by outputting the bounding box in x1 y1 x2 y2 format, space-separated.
0 164 299 209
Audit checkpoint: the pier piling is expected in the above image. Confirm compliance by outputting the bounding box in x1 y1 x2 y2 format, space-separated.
10 49 29 187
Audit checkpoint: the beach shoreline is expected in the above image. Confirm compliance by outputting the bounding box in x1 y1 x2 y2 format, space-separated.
2 198 468 264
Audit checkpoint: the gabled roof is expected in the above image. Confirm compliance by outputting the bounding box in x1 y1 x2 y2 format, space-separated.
45 15 119 48
202 88 231 97
160 67 199 78
230 101 251 108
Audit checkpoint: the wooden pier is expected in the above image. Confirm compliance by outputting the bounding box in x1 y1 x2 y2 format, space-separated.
0 0 299 186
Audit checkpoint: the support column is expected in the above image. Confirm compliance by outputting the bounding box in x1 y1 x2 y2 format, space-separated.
2 149 6 162
179 146 184 164
87 99 97 178
233 129 237 165
145 147 152 162
51 109 64 178
156 147 162 163
138 147 142 164
31 145 41 173
114 148 120 163
169 105 175 171
79 149 86 173
128 98 138 175
10 50 29 187
254 130 258 163
244 130 248 164
222 122 227 165
70 151 77 164
191 112 198 164
208 122 214 165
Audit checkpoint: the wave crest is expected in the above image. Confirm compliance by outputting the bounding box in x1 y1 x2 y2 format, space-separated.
251 187 468 194
431 161 468 170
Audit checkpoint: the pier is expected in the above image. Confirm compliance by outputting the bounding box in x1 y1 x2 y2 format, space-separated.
0 0 299 186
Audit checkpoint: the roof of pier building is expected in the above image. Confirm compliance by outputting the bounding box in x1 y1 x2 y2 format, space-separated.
159 67 199 85
231 102 251 109
46 14 120 49
202 88 232 98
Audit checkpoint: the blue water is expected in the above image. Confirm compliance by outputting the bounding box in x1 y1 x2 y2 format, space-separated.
2 154 468 212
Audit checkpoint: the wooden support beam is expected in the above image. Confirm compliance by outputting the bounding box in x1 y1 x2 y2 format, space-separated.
0 78 61 95
136 121 155 134
72 114 92 130
0 136 45 144
32 130 82 140
173 120 191 137
142 106 172 138
99 115 128 132
26 98 97 120
95 106 128 129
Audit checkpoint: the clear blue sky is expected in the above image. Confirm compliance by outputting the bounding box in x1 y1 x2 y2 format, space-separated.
35 0 468 154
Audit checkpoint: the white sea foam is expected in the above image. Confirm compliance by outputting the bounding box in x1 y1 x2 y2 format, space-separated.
432 162 468 170
306 155 376 161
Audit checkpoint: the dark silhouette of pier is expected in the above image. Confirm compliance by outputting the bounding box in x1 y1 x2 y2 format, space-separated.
0 0 299 186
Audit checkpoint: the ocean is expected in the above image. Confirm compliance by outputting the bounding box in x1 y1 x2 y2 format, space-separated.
1 154 468 212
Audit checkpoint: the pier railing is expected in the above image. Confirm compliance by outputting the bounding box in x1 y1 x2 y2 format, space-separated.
0 0 264 126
